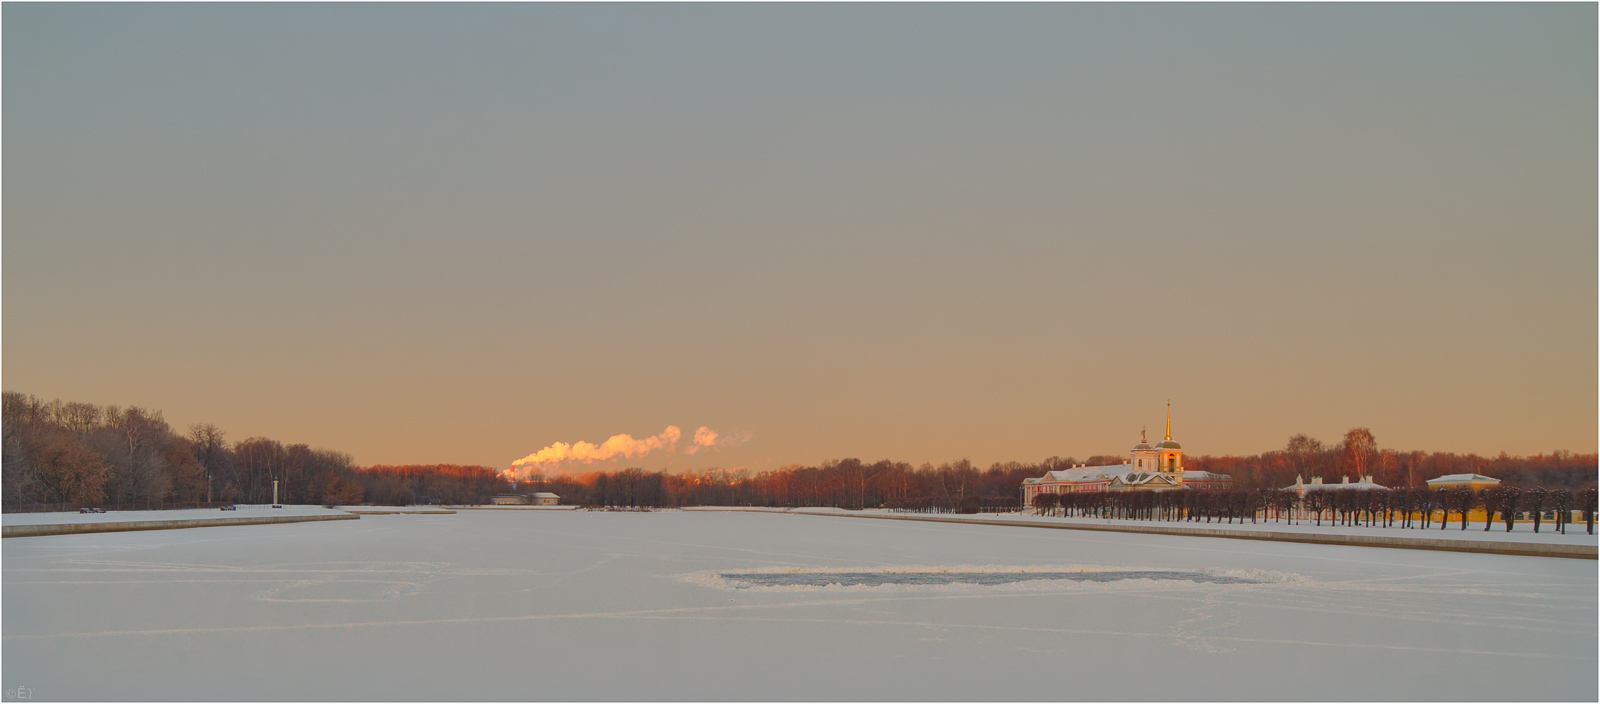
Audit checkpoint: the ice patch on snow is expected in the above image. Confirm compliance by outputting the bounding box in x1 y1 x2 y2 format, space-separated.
682 564 1300 592
253 579 420 603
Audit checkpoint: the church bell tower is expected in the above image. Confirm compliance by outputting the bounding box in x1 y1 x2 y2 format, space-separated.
1155 400 1183 477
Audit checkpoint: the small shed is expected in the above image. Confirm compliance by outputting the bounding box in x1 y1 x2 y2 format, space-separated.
531 492 560 506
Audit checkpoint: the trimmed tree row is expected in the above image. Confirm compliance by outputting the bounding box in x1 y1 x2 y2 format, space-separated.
1029 486 1598 535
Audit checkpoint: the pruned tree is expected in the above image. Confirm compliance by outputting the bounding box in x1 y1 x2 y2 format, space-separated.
1581 488 1598 536
1480 485 1504 532
1304 491 1328 526
1547 489 1573 534
1034 492 1058 516
1500 487 1522 532
1452 486 1476 530
1524 487 1549 533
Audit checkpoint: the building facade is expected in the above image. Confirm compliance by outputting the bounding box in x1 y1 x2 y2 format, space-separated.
1284 474 1387 497
1021 406 1231 506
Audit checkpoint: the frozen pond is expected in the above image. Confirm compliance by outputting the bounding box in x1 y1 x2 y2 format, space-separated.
3 510 1594 700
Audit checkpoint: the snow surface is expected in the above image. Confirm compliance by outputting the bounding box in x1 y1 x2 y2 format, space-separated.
1 505 352 526
696 507 1600 546
3 510 1593 700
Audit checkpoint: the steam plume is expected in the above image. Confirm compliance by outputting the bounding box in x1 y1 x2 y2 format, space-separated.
506 425 753 478
685 426 752 455
510 426 682 476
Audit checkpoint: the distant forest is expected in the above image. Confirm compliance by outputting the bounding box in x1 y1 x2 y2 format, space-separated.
2 392 365 509
3 392 1594 510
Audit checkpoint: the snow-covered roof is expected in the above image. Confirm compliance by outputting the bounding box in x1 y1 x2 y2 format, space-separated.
1111 472 1181 487
1425 474 1499 485
1041 464 1129 483
1289 481 1388 491
1181 470 1232 481
532 492 560 498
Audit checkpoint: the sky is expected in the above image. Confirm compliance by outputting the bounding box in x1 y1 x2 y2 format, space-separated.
4 4 1595 474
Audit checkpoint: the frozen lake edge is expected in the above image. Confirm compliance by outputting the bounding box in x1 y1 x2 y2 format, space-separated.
3 509 1594 701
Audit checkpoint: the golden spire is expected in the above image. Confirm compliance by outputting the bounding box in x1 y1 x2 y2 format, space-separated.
1165 400 1171 440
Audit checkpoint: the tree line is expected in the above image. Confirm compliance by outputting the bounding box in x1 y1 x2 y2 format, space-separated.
1032 485 1599 535
354 464 503 506
3 392 364 510
517 428 1593 510
515 458 1043 511
7 393 1594 516
1187 428 1595 491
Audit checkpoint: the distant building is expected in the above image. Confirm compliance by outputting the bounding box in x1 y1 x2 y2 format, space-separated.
531 492 560 506
490 495 530 505
1021 405 1231 506
1425 474 1501 491
1286 474 1387 498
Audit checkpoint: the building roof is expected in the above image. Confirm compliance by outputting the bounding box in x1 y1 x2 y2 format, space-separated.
1156 440 1181 449
1286 476 1388 491
1111 472 1181 487
1425 474 1500 485
531 492 560 498
1040 465 1129 483
1181 470 1231 481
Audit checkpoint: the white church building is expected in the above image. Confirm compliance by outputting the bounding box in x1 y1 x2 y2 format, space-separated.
1021 406 1231 506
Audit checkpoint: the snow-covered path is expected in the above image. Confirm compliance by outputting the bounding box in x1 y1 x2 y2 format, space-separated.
3 510 1593 700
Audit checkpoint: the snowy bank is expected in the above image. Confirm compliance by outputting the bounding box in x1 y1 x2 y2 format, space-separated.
2 505 357 538
683 507 1598 559
335 506 457 515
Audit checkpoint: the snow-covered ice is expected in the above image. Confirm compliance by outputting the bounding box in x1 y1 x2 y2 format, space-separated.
3 510 1593 700
2 505 352 526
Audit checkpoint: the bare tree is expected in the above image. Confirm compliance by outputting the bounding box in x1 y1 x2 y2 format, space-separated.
96 406 174 506
187 423 233 502
1285 435 1326 481
1342 428 1377 483
28 434 109 505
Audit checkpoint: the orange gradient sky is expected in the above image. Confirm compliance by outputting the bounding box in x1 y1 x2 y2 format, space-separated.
4 4 1594 473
